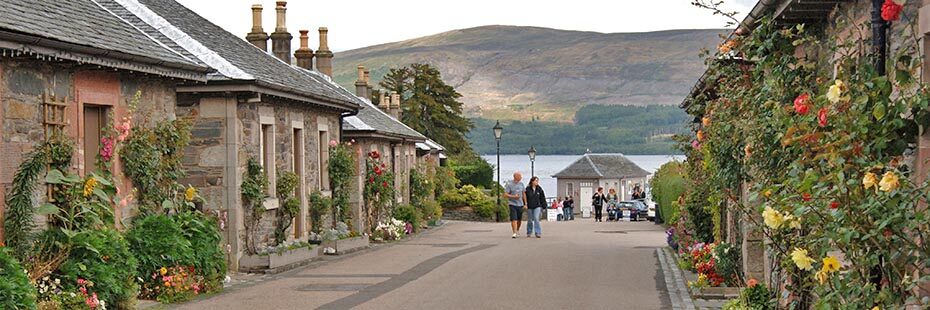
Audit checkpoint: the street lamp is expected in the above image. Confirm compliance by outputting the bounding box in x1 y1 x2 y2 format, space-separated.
493 121 503 222
528 146 537 178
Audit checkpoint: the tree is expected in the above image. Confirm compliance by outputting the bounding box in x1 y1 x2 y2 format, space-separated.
380 63 474 156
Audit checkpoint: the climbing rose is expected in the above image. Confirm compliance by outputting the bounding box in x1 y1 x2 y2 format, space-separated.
762 207 784 229
818 107 828 127
369 150 380 159
793 93 811 114
696 130 705 141
691 140 700 150
382 181 389 189
863 172 879 190
830 201 840 209
802 193 812 202
702 117 711 127
746 278 758 288
790 248 815 271
879 171 900 192
827 80 847 104
882 0 903 21
329 140 338 147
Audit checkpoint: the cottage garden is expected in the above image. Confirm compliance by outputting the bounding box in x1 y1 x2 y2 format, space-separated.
0 93 448 309
653 0 930 308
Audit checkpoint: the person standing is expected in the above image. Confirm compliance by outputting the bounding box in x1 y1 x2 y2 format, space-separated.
504 172 526 239
525 176 546 238
563 196 574 220
607 188 620 221
592 187 606 222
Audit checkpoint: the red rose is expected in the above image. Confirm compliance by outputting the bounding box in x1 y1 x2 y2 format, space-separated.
802 193 812 202
382 181 388 188
793 93 810 115
369 177 375 183
374 166 383 176
830 201 840 209
818 107 828 127
882 0 902 21
369 151 380 159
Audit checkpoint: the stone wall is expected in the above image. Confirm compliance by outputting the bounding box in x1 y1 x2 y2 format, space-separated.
0 57 178 235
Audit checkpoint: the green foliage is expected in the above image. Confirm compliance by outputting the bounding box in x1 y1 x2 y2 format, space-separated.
59 228 139 307
382 63 475 156
0 247 37 310
308 191 332 233
172 211 227 292
392 204 423 232
449 157 493 188
121 118 192 214
434 165 459 197
409 168 434 208
467 104 688 155
438 191 467 208
328 143 356 228
472 200 496 219
4 139 73 259
43 170 117 232
241 158 268 255
127 215 194 290
273 171 300 245
363 150 395 233
651 161 687 224
723 283 773 310
421 200 443 224
713 242 741 286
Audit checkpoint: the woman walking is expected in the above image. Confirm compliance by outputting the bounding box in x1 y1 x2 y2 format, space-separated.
592 187 606 222
525 176 546 238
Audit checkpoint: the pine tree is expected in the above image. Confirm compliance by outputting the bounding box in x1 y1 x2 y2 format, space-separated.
380 63 475 156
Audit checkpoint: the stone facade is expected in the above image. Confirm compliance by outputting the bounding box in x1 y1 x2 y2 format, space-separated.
0 57 183 239
178 94 344 270
347 138 417 233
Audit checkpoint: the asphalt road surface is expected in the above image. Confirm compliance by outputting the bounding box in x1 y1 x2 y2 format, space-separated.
176 218 671 310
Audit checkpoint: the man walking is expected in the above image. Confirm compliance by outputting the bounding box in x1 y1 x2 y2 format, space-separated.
563 196 574 220
592 187 606 222
504 172 526 238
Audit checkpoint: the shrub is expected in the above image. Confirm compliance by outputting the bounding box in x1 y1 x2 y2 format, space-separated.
173 211 226 292
473 200 496 219
127 215 194 299
723 280 772 310
393 204 423 232
434 165 459 197
0 247 37 309
450 158 493 188
713 242 741 286
420 200 442 223
58 229 139 308
438 191 467 207
308 191 332 233
650 161 686 224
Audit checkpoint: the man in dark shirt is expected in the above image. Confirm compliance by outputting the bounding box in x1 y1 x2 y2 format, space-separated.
563 196 574 220
592 187 606 222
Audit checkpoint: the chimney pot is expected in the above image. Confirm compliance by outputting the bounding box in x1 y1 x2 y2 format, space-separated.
275 1 287 32
294 29 314 70
379 93 389 110
316 27 333 77
390 92 402 119
246 4 269 51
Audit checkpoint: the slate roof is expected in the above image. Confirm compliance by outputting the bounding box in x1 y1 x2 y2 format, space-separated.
0 0 203 70
131 0 363 109
343 98 426 141
552 154 650 179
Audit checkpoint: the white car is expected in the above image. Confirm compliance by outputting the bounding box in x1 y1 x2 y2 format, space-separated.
637 199 656 221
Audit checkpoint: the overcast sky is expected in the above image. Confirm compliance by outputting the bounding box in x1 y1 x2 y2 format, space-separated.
175 0 755 52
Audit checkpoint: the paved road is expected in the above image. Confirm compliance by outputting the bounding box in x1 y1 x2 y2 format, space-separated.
177 219 671 310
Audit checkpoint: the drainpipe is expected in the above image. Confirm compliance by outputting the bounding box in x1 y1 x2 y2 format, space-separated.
872 0 889 75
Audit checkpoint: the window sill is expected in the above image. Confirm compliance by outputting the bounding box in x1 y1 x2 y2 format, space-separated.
263 198 280 210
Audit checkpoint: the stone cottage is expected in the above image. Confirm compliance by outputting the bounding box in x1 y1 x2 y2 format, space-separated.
552 153 650 217
0 0 212 240
343 66 427 232
104 0 367 270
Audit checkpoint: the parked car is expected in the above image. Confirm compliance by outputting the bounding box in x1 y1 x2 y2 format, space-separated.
616 201 648 221
636 199 657 221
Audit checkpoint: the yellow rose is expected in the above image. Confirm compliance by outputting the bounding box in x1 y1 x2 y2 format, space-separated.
863 172 878 190
762 207 784 229
816 269 829 284
159 267 167 276
791 248 815 271
822 255 840 273
784 214 801 230
879 171 899 192
763 189 772 197
826 79 846 104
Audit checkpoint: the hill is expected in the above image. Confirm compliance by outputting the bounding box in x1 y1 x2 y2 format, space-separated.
333 25 724 122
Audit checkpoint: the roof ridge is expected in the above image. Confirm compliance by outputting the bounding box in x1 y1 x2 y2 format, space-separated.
91 0 199 66
113 0 253 79
585 154 604 177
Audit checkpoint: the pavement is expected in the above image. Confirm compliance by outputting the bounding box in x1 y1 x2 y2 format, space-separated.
173 218 672 310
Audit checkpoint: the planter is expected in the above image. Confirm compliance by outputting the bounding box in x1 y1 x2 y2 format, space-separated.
239 246 319 272
321 236 370 255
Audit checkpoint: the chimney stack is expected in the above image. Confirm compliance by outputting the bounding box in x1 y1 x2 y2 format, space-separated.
364 70 373 98
379 92 390 111
316 27 333 77
354 65 368 98
390 91 402 119
269 1 292 63
294 30 315 70
246 4 269 51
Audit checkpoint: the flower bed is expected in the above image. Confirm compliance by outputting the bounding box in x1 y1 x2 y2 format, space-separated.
239 241 319 272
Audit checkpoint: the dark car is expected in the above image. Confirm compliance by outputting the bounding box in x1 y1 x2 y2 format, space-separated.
616 201 648 221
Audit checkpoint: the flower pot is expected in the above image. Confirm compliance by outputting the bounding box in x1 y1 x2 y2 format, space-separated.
320 236 370 255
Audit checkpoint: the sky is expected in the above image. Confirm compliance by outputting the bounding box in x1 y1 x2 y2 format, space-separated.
175 0 755 52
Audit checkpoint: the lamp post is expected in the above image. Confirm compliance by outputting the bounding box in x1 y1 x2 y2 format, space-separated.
493 121 503 222
528 146 537 178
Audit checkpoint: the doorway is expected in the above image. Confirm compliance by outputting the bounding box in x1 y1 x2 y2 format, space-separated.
83 105 108 174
